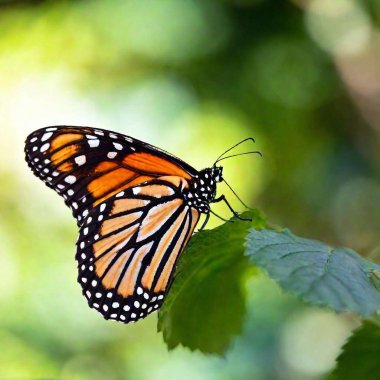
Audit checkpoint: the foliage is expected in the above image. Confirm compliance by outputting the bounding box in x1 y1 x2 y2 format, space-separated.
329 321 380 380
158 210 267 354
246 228 380 316
159 213 380 361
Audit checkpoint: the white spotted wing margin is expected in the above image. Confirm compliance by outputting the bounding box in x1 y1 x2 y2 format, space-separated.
76 180 200 324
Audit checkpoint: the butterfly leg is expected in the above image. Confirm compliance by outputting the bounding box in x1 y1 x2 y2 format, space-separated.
213 195 252 222
210 209 234 223
199 212 210 231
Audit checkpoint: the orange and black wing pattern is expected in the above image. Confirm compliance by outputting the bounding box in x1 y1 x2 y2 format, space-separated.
25 126 197 224
77 180 199 322
25 126 201 323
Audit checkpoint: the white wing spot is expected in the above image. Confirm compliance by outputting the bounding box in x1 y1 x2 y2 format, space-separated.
123 305 130 311
113 142 123 150
132 187 141 195
41 132 53 142
107 151 117 159
100 203 106 212
112 302 120 308
88 139 100 148
40 143 50 152
65 175 76 184
75 155 86 166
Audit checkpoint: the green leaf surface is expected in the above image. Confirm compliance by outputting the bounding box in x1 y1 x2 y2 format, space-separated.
246 229 380 316
329 321 380 380
158 209 267 354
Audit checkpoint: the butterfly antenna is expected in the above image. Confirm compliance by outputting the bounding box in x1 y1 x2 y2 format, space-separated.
213 137 256 166
215 151 262 163
223 178 250 209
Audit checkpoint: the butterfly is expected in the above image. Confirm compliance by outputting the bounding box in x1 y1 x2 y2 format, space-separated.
25 126 258 324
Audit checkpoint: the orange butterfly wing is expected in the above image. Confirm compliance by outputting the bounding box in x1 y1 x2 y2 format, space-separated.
77 180 199 322
25 126 196 223
25 126 201 323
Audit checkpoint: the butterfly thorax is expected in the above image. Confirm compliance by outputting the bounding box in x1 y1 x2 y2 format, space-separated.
184 166 223 213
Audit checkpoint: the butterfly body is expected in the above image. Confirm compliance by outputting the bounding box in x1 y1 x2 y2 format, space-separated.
25 126 238 324
184 167 223 213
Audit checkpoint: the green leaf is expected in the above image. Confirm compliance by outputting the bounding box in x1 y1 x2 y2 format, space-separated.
246 229 380 316
329 321 380 380
158 209 267 354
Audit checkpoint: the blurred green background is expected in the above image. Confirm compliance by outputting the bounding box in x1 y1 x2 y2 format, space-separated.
0 0 379 379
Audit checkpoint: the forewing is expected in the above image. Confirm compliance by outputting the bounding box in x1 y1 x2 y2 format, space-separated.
25 126 197 224
77 181 200 323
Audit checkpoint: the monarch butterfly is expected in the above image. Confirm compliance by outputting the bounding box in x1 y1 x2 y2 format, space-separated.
24 126 259 324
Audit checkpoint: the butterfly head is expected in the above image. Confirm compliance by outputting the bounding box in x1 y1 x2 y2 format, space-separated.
211 166 223 183
197 166 223 195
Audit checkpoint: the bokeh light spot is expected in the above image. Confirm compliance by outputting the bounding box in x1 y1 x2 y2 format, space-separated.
305 0 371 56
280 309 357 377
